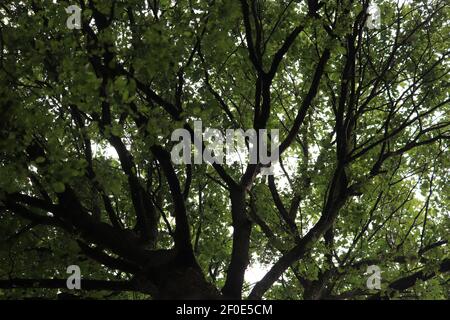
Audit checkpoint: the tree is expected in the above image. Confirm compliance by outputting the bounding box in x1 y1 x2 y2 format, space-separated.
0 0 448 300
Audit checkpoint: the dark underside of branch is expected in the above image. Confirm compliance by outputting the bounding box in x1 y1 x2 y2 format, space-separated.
0 278 135 292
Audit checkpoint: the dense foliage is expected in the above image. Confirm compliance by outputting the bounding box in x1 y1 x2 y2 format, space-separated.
0 0 448 299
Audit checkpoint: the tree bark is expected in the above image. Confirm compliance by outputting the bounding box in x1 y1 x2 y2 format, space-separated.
222 187 252 299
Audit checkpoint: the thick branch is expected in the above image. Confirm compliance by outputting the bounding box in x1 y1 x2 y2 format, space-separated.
0 278 134 292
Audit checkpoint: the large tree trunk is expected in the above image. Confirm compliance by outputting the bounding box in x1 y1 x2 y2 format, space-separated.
152 266 221 300
222 187 252 299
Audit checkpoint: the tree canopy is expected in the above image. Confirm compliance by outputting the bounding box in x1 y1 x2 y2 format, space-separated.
0 0 449 300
